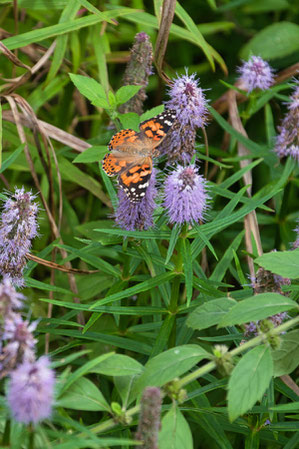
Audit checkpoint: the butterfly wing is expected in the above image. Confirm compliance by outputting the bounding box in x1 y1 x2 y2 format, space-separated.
139 109 177 147
102 129 140 176
118 156 152 203
102 111 176 202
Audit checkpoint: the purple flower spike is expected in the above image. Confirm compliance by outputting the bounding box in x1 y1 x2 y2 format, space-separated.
135 387 162 449
0 187 39 286
165 72 208 129
244 267 289 337
0 313 37 376
0 278 25 316
161 72 208 163
115 169 157 231
237 56 274 92
7 356 55 424
163 165 209 225
275 83 299 163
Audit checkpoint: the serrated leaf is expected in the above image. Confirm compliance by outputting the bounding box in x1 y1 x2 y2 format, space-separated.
115 85 142 105
73 146 107 164
58 377 110 411
159 406 193 449
218 293 297 327
228 345 273 421
186 298 236 331
255 249 299 279
272 330 299 377
69 73 109 108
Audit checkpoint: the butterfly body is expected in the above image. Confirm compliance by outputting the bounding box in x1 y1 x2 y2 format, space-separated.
102 110 176 203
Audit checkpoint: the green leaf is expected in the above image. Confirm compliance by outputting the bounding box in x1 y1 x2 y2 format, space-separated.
270 402 299 412
140 105 164 122
159 406 193 449
255 249 299 279
228 345 273 421
210 231 245 282
209 106 266 156
2 10 133 49
46 2 79 83
59 352 115 395
194 223 218 261
175 2 214 70
90 272 176 308
73 146 107 164
24 278 74 296
165 225 181 264
78 0 108 20
114 375 139 408
58 377 110 411
186 298 236 331
117 112 140 131
95 228 171 240
90 354 143 376
135 344 209 392
240 22 299 60
244 0 289 13
150 315 175 358
18 0 68 9
69 73 109 108
0 144 24 174
115 85 142 105
58 156 108 203
272 330 299 377
218 293 298 327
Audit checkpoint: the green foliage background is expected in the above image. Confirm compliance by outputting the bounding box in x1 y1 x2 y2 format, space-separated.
0 0 299 448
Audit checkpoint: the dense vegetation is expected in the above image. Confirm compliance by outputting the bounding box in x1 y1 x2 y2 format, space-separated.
0 1 299 448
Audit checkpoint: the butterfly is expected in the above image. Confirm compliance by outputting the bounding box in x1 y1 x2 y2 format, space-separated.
102 110 176 203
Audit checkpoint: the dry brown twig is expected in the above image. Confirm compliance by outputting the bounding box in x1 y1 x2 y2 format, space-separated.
154 0 177 84
227 89 263 278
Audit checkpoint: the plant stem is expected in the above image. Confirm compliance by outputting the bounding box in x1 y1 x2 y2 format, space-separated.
2 419 10 445
85 315 299 436
28 425 34 449
177 314 299 389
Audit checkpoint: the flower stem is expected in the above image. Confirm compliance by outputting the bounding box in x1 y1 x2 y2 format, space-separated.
84 315 299 437
28 425 34 449
2 419 10 445
176 314 299 389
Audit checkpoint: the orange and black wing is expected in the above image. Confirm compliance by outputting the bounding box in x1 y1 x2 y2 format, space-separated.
139 109 176 145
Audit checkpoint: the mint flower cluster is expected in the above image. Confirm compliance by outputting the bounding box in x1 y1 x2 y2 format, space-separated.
275 82 299 163
0 279 55 425
244 267 289 338
237 55 274 92
0 187 39 286
0 278 55 424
